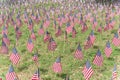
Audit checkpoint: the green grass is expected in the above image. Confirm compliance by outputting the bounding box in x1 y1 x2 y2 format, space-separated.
0 3 120 80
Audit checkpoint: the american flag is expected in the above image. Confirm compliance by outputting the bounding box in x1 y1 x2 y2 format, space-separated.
38 24 44 36
111 65 117 80
82 60 94 80
74 43 83 60
31 29 36 40
31 68 41 80
27 38 34 52
1 40 8 54
84 36 93 49
15 27 22 40
72 27 77 38
104 41 112 58
48 37 57 51
97 24 102 33
32 53 38 63
2 26 8 35
92 18 97 30
52 57 62 73
10 47 20 65
55 26 62 37
93 49 103 66
89 30 95 44
81 23 88 33
2 33 10 45
66 22 72 34
112 33 120 46
44 31 51 43
28 19 33 31
6 65 17 80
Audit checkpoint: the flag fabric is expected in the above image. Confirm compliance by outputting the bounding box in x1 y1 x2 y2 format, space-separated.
2 26 8 35
48 37 57 51
111 65 117 80
44 31 51 43
2 33 10 45
84 36 93 49
93 49 103 66
104 41 112 58
27 38 34 52
6 65 17 80
31 29 36 40
66 22 72 34
31 68 41 80
112 33 120 46
10 47 20 65
72 27 77 38
89 30 95 44
38 24 44 36
82 60 94 80
74 43 83 60
81 23 88 33
28 19 33 31
92 18 97 30
97 24 102 33
55 26 62 37
0 40 8 54
52 57 62 73
32 53 38 63
15 27 22 40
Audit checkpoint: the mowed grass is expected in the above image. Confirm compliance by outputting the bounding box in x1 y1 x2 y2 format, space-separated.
0 4 120 80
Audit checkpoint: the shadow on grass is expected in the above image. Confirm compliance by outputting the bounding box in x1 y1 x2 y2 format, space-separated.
56 73 67 79
40 68 48 74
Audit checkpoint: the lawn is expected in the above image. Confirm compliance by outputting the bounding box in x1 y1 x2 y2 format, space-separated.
0 2 120 80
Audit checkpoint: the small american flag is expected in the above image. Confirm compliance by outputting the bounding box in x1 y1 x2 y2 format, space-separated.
32 53 38 63
111 65 117 80
74 43 83 60
66 22 72 34
6 65 16 80
15 27 22 40
112 33 120 46
44 31 51 43
48 37 57 51
10 47 20 65
81 23 88 33
2 26 8 35
55 26 62 37
104 41 112 58
90 30 95 44
93 49 103 66
72 27 77 38
31 68 41 80
97 24 102 33
27 38 34 52
38 24 44 36
31 29 36 41
1 40 8 54
2 33 10 45
84 36 93 49
52 57 62 73
28 19 33 31
82 60 94 80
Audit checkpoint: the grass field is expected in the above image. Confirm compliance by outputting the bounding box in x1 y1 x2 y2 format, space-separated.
0 2 120 80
